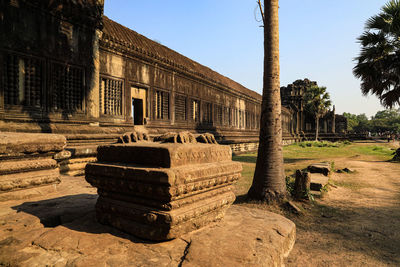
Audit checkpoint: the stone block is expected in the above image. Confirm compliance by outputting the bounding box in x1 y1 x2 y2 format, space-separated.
86 143 241 240
0 168 60 192
0 132 66 159
0 133 64 198
308 162 331 176
310 173 329 191
96 143 232 168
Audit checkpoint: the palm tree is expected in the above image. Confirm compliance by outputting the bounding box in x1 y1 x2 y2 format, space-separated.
353 0 400 108
247 0 286 202
304 86 332 140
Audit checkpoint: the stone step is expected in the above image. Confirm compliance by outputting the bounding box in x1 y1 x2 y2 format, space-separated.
310 173 329 191
308 162 331 176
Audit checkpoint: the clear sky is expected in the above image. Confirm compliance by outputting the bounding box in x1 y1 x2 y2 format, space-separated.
104 0 387 118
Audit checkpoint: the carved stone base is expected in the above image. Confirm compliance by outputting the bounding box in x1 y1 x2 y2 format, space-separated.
85 143 242 240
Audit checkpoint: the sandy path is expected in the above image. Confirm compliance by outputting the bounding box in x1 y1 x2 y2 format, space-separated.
285 158 400 267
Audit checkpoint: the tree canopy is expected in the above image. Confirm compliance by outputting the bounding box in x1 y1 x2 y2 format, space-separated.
304 86 332 140
343 109 400 133
353 0 400 108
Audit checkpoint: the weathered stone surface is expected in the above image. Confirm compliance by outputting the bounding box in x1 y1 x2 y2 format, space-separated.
96 143 232 168
0 175 295 267
60 157 97 176
0 159 58 175
195 132 218 144
118 131 150 143
0 133 63 198
86 161 241 201
87 143 241 240
0 169 60 193
309 173 329 191
307 162 331 176
53 150 72 161
294 170 311 200
66 146 98 158
0 132 66 158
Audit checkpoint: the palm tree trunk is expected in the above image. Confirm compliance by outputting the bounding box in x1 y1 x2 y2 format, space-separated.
248 0 286 202
315 116 319 141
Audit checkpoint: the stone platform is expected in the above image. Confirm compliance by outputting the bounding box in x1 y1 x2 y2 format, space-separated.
0 175 296 267
0 132 66 200
86 142 242 240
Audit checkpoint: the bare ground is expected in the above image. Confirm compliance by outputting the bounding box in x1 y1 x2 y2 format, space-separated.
285 157 400 266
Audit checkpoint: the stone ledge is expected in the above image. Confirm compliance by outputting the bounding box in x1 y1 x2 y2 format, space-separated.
0 132 66 157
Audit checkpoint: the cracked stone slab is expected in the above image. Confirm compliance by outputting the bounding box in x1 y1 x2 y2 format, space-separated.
0 176 295 267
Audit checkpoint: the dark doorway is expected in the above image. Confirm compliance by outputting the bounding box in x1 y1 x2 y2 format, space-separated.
132 98 144 125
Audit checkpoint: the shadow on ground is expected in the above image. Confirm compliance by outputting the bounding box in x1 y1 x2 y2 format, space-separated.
233 155 313 164
11 194 155 244
285 201 400 266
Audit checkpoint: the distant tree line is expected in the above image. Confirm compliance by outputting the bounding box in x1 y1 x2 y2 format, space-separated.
343 109 400 134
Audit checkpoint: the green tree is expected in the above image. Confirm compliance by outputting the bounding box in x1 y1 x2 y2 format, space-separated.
353 0 400 108
248 0 286 202
343 112 359 132
304 86 332 140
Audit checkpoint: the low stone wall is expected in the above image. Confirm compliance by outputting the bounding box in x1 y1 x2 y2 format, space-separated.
85 142 242 240
0 132 66 200
229 142 259 154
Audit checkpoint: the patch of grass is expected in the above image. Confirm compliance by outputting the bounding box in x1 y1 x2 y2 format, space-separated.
286 176 295 196
297 141 348 148
234 163 255 195
350 145 393 160
233 142 393 197
332 180 368 191
284 142 394 161
232 153 257 163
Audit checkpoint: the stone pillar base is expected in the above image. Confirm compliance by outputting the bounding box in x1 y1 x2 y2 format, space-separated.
85 143 242 241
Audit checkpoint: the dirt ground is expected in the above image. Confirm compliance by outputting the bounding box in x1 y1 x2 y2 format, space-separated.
284 148 400 266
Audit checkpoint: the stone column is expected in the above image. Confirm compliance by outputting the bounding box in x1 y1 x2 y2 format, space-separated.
86 29 102 119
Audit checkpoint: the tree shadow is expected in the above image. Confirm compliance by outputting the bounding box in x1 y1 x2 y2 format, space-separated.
11 194 157 244
232 155 314 164
287 202 400 265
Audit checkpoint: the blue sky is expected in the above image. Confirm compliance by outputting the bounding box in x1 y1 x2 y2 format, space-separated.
104 0 387 117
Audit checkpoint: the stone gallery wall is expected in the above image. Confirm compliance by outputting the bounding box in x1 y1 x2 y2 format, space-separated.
0 0 298 154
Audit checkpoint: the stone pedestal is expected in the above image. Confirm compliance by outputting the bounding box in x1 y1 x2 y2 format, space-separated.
85 142 242 241
0 133 66 196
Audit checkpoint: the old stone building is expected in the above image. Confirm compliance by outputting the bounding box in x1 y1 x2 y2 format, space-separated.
0 1 308 154
1 0 285 152
281 79 347 140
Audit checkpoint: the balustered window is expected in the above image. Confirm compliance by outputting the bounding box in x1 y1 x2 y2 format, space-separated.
175 94 187 121
203 102 213 123
228 107 232 126
191 99 200 122
215 105 223 125
154 90 169 119
4 53 43 107
51 63 84 111
100 77 123 116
